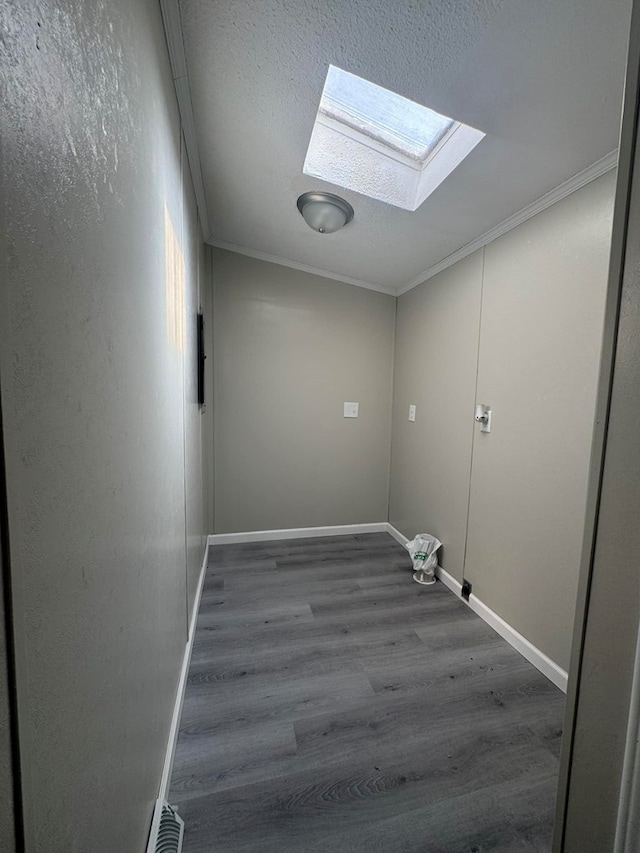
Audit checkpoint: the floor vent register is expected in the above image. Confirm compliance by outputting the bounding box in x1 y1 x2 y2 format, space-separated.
146 799 184 853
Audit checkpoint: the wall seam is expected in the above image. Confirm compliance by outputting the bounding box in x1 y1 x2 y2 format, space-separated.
461 246 485 575
385 294 399 524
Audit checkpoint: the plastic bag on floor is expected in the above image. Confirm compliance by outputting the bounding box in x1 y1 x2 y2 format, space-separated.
404 533 441 586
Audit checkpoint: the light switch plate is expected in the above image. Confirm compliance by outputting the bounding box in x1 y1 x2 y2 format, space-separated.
408 404 416 422
344 402 359 418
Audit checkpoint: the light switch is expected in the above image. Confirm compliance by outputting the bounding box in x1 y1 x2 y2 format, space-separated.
344 402 359 418
408 404 416 422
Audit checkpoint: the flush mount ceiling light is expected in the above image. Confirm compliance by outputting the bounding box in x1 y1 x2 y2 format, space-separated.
296 191 354 234
303 66 485 211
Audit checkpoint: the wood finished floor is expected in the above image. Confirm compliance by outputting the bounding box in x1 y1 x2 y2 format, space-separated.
170 533 564 853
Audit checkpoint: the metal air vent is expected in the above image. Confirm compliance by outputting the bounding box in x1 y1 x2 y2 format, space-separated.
147 799 184 853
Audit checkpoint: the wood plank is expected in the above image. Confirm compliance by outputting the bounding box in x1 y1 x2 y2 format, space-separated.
171 533 563 852
179 670 374 735
175 732 558 853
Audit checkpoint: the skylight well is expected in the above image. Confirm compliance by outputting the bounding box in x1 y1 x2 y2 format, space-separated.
303 66 485 211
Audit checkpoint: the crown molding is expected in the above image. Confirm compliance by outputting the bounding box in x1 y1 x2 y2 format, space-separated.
156 6 618 304
397 149 619 296
159 0 211 242
211 151 617 299
208 239 398 296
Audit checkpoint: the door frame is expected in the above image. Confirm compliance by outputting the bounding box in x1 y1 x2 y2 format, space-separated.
554 0 640 847
0 379 24 852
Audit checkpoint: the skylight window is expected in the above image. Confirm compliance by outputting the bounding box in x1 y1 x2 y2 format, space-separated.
303 66 485 211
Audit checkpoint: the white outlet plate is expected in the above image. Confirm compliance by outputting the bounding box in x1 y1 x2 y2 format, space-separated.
408 404 416 422
344 402 359 418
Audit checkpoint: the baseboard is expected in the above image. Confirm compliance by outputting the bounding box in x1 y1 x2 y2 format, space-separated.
467 594 568 692
153 535 210 824
208 522 388 546
384 522 409 547
384 523 566 692
435 565 463 596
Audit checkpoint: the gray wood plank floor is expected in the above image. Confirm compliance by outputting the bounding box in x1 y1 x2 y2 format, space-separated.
170 533 564 852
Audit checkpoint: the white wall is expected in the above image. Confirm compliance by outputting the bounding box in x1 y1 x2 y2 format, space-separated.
0 0 207 850
212 249 396 533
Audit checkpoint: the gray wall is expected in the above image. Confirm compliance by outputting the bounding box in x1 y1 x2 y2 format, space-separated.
182 154 207 625
203 246 216 535
389 173 614 672
0 0 207 850
212 249 396 533
464 173 614 671
388 251 483 579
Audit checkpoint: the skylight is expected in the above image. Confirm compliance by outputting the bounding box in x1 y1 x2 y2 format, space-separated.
303 67 485 212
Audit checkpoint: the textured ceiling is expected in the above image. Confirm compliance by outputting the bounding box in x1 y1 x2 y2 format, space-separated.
179 0 631 292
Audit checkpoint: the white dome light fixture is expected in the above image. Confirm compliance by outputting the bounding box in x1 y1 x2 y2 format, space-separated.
297 191 354 234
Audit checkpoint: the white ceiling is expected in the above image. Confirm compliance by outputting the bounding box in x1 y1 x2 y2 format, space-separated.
178 0 631 294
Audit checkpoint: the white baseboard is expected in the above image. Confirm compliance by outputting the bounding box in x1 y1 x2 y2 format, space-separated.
385 523 566 692
154 536 210 814
384 522 409 547
208 522 388 546
467 594 568 692
435 565 463 597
